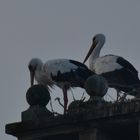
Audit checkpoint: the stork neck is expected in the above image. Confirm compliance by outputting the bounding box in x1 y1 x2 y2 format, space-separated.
90 42 103 59
89 43 103 69
34 61 44 79
35 62 46 85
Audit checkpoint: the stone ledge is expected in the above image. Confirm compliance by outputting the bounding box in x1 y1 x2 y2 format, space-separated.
5 98 140 137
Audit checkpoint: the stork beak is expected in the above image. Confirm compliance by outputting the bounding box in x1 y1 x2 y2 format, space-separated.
83 38 98 63
30 71 35 86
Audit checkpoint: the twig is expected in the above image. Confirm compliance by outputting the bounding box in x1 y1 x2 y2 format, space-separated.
55 97 64 108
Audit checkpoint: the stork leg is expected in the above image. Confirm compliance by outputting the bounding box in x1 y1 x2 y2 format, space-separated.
116 89 120 102
62 87 68 114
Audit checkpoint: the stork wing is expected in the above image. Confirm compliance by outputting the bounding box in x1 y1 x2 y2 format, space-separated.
117 57 138 76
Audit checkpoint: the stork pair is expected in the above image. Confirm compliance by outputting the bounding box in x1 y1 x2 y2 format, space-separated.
28 34 140 114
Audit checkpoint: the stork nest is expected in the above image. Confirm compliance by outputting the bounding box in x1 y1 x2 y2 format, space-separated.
68 96 106 114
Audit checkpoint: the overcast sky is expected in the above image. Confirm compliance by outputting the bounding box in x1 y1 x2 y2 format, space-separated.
1 1 140 139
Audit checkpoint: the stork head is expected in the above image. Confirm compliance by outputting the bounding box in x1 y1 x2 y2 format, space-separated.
28 58 43 86
83 34 105 63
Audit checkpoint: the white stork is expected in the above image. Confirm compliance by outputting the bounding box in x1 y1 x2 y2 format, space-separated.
28 58 95 114
83 34 140 99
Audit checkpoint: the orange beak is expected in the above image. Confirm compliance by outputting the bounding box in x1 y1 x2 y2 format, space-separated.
83 38 98 64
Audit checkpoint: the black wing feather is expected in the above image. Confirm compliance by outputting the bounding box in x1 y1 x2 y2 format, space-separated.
117 57 138 76
51 60 95 87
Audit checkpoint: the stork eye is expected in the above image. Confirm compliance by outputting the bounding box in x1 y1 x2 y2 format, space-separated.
93 37 96 42
28 65 32 71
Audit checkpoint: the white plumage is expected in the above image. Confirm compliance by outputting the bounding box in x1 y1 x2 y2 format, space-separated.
28 58 95 113
91 55 122 74
45 59 79 76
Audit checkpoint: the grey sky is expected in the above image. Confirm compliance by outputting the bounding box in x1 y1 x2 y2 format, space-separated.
1 1 140 139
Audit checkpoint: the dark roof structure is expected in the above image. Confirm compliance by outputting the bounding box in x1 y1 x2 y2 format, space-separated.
5 84 140 140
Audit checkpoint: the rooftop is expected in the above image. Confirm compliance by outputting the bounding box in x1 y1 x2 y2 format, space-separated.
5 85 140 140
